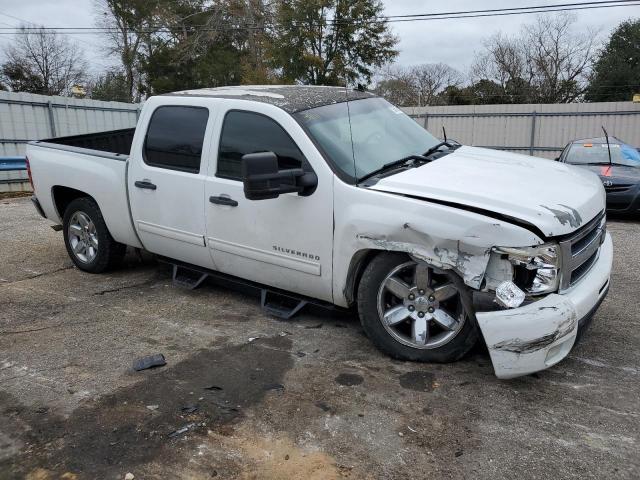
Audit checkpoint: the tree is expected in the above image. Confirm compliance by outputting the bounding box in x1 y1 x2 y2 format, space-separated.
0 26 87 96
270 0 398 85
96 0 275 97
373 63 462 106
471 13 596 103
95 0 156 102
585 19 640 102
90 70 131 102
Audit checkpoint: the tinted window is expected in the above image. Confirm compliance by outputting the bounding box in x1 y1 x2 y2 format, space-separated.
144 106 209 173
217 111 306 179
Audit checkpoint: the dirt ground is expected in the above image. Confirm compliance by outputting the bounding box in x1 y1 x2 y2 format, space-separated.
0 196 638 480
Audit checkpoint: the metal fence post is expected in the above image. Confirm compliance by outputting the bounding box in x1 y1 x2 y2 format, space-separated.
529 111 537 156
47 101 57 137
423 112 429 132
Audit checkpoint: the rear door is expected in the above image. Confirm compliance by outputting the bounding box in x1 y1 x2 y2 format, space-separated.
204 103 334 302
128 101 216 268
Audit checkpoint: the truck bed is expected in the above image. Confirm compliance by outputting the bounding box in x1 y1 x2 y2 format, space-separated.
43 128 135 156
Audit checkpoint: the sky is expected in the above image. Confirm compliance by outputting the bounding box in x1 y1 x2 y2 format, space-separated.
0 0 637 76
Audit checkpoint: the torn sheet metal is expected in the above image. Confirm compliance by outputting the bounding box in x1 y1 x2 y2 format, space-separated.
333 184 545 307
356 232 490 290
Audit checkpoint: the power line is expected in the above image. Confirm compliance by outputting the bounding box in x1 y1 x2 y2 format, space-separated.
0 1 638 34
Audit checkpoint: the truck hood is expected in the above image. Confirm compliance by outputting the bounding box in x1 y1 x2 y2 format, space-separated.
368 146 605 238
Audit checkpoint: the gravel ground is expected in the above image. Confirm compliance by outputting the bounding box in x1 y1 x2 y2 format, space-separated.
0 196 638 480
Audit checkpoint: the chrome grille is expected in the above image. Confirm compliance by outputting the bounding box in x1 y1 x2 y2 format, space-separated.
558 212 606 291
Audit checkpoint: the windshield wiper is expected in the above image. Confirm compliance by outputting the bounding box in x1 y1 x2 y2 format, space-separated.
357 155 427 183
422 140 460 158
572 162 614 166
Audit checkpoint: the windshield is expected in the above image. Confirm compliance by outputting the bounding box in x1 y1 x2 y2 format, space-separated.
295 97 440 181
565 142 640 167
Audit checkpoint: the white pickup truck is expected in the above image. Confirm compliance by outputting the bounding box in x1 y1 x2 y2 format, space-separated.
26 85 612 379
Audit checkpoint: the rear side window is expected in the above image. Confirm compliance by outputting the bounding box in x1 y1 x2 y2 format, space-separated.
144 106 209 173
217 111 306 180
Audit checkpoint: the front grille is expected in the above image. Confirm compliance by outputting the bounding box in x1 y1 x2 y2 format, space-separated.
558 212 606 291
605 184 632 193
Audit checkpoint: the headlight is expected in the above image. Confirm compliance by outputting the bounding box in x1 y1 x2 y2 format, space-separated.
494 243 560 295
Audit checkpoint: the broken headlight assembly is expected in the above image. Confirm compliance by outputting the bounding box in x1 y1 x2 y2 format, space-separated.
494 243 560 296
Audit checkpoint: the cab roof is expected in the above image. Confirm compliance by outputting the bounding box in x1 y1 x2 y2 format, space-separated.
164 85 376 114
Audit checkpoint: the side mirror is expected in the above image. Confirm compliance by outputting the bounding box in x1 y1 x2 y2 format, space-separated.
241 151 317 201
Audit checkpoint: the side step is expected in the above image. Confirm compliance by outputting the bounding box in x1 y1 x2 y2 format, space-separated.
159 257 330 320
261 289 308 320
172 264 209 290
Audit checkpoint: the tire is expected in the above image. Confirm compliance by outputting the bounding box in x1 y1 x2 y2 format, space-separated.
357 252 479 363
62 197 126 273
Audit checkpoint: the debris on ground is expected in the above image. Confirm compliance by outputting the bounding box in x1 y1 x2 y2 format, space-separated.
146 405 159 411
305 323 323 329
168 423 197 438
295 351 306 357
124 473 135 480
181 404 199 414
132 353 166 371
248 337 259 342
204 385 223 391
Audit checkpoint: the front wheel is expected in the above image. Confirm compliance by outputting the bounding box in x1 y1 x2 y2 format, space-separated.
62 197 126 273
357 253 479 363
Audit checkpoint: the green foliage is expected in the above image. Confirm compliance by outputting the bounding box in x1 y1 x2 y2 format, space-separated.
585 19 640 102
0 61 45 94
268 0 397 85
91 71 132 102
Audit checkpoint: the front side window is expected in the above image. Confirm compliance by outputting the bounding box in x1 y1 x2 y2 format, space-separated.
144 106 209 173
217 111 306 180
295 97 440 181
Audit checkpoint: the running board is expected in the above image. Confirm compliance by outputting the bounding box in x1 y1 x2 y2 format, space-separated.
157 257 337 318
172 264 209 290
260 289 308 320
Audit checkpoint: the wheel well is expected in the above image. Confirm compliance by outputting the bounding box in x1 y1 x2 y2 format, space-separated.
344 249 386 306
51 186 93 219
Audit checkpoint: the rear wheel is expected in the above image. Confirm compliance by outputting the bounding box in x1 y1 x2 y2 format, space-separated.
62 197 126 273
357 252 479 363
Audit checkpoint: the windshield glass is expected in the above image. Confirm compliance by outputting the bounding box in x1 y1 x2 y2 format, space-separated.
566 142 640 167
295 97 440 180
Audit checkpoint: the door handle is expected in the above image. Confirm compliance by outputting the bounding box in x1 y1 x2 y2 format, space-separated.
209 195 238 207
135 180 157 190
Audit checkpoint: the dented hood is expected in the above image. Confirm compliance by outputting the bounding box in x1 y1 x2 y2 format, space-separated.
369 146 605 238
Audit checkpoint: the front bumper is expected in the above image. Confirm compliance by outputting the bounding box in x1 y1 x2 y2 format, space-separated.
477 232 613 379
605 184 640 214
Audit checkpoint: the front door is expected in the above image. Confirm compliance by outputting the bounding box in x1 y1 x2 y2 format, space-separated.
128 104 215 268
205 106 334 302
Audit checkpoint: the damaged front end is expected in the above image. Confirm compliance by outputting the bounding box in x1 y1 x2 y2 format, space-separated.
475 215 611 379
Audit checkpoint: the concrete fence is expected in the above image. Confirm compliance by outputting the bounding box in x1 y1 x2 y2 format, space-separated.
402 102 640 159
0 91 140 192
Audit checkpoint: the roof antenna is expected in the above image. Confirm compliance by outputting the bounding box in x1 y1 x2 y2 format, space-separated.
602 125 612 166
442 125 448 142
